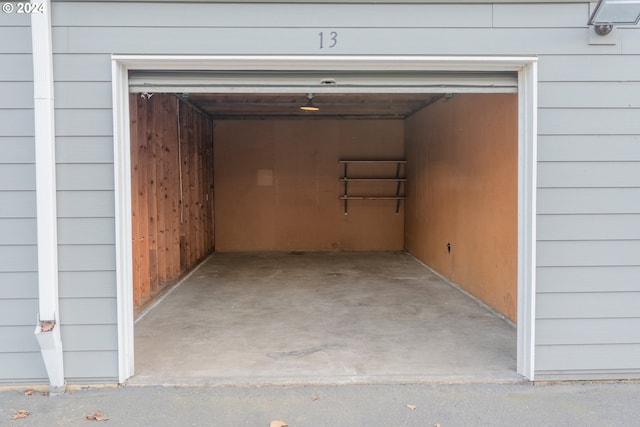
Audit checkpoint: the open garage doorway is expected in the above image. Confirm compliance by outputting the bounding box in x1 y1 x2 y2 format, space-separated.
112 56 537 384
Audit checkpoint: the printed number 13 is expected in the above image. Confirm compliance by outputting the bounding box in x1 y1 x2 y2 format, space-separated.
319 31 338 49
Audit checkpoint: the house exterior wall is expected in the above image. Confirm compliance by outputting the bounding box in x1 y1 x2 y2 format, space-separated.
0 0 639 383
0 11 47 383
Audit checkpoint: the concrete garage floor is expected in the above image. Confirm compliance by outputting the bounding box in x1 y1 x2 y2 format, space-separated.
130 252 520 386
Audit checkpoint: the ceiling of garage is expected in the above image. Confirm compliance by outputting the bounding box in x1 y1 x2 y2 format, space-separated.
182 92 445 120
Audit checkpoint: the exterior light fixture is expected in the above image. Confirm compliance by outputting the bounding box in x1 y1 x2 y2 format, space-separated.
300 93 319 111
589 0 640 35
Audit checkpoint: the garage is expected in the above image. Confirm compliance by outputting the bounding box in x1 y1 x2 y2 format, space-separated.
7 0 639 390
119 63 526 384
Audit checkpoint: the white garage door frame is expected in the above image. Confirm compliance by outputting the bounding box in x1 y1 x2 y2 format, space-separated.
111 54 538 383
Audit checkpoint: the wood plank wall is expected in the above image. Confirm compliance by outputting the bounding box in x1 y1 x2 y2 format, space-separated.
129 93 215 313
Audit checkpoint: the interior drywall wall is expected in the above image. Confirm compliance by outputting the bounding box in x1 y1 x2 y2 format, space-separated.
129 93 215 311
214 119 404 251
404 93 518 321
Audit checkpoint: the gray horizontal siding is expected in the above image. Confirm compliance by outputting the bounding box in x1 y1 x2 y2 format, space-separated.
0 82 34 108
55 82 113 109
52 2 494 28
56 137 114 164
537 188 640 214
57 190 115 218
537 215 640 241
55 109 113 137
623 30 640 54
536 344 640 372
537 266 640 293
0 8 30 26
537 318 640 345
59 298 117 325
0 27 31 53
0 164 35 190
538 55 640 82
538 135 640 162
0 245 37 272
537 292 640 319
539 109 640 135
0 54 32 81
0 218 37 245
53 54 112 82
0 110 34 137
57 164 114 191
0 298 38 325
58 218 115 245
0 191 36 218
0 353 46 382
58 245 116 271
537 241 640 267
51 27 624 55
62 325 118 351
537 162 640 188
0 137 35 163
0 326 39 352
539 82 640 108
59 271 117 298
0 272 38 299
64 351 118 381
492 3 588 28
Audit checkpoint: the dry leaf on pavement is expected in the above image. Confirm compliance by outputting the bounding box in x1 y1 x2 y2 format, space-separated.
85 410 109 421
12 410 30 420
270 420 288 427
24 389 35 396
311 395 319 401
407 404 417 410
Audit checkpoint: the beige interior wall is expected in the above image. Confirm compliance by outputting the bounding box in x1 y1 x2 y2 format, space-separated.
404 94 518 321
214 120 404 251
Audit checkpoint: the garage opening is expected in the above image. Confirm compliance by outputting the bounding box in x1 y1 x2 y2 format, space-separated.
123 67 524 384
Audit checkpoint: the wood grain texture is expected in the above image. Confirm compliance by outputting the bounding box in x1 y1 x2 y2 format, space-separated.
130 94 214 312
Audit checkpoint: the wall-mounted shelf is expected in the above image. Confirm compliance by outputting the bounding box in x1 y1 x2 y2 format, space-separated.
339 160 406 214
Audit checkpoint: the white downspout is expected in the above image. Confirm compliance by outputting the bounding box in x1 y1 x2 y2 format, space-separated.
31 0 65 394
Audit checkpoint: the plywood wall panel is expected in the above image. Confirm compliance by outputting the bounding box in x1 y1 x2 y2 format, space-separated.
214 121 277 250
214 120 404 251
274 121 341 250
130 94 214 313
404 94 518 321
339 121 405 251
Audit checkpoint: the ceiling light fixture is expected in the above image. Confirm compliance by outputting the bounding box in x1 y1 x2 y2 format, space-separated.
300 93 320 111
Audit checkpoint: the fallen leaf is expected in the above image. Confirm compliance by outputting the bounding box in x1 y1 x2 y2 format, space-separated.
407 404 417 410
40 321 55 332
24 389 35 396
311 395 319 401
85 410 109 421
434 424 441 427
270 420 288 427
12 410 30 420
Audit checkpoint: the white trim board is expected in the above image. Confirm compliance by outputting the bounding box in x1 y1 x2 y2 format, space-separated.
128 70 518 94
111 55 538 383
